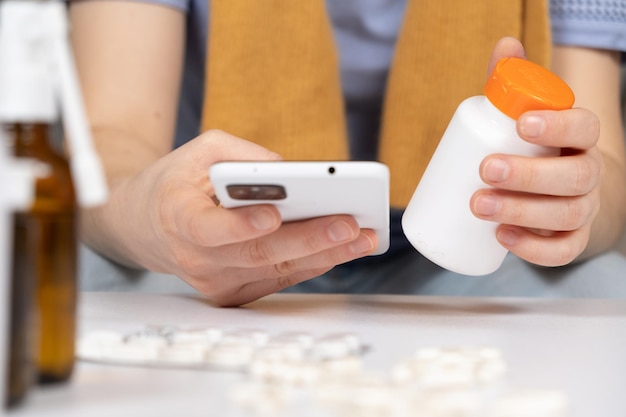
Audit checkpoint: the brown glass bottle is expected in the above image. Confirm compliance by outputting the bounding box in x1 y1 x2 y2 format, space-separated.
9 123 77 389
7 204 35 408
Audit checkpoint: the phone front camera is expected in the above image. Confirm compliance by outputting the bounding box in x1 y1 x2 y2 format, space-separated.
328 166 336 174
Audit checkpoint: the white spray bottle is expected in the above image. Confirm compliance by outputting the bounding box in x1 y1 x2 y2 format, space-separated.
0 0 108 407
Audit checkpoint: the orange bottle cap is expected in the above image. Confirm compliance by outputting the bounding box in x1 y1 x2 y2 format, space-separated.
483 57 575 120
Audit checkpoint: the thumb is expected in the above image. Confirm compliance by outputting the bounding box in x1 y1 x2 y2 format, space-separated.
487 37 526 77
185 129 283 168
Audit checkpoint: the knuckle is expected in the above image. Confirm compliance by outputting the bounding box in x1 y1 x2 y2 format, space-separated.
572 157 598 194
506 201 525 224
554 239 584 266
520 163 539 190
302 230 323 252
560 195 595 231
274 268 329 291
325 245 355 265
273 259 298 276
536 232 586 267
243 239 275 266
275 274 304 290
203 128 226 143
560 199 583 230
201 129 234 150
587 112 601 138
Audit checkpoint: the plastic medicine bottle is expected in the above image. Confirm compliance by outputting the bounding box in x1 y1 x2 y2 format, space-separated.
401 57 575 276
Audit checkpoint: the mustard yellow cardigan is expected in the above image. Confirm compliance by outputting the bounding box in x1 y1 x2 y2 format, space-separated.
201 0 550 208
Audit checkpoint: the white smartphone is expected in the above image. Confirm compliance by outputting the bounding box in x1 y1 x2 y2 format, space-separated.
209 161 390 255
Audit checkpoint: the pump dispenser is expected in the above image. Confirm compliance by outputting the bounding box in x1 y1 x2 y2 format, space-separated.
402 57 575 276
0 0 108 403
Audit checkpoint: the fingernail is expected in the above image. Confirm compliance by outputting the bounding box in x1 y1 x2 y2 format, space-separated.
483 159 510 182
349 234 375 254
520 115 545 138
250 207 278 230
474 195 501 217
328 220 355 242
498 227 520 246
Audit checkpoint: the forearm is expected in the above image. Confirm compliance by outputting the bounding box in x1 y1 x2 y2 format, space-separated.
70 1 185 267
552 46 626 261
80 127 166 268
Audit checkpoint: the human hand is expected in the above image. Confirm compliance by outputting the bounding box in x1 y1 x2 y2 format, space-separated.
470 37 602 267
110 130 377 306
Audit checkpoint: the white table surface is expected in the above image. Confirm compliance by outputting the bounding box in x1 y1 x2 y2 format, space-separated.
9 292 626 417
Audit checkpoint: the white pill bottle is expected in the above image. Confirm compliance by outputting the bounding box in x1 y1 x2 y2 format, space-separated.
401 57 575 276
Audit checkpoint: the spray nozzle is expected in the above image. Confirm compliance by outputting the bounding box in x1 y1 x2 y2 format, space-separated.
0 0 108 207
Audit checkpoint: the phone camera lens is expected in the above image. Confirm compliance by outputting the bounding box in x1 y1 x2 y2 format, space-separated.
328 166 336 174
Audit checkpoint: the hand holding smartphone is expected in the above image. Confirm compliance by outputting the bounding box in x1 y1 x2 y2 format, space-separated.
209 161 390 255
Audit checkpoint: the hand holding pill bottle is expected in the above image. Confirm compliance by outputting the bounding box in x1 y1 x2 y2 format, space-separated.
402 57 575 275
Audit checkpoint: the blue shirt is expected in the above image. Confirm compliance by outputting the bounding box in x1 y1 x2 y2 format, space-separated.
138 0 626 155
109 0 626 255
133 0 626 154
550 0 626 52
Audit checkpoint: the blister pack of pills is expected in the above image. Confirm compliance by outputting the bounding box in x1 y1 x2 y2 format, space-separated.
78 327 568 417
77 325 366 373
